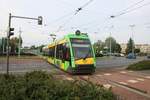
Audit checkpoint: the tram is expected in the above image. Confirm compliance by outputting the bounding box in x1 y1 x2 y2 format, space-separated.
42 31 96 74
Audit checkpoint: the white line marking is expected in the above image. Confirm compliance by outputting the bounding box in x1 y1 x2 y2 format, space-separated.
82 76 89 79
96 74 102 77
120 71 127 74
128 80 138 83
103 84 112 89
66 77 74 81
119 82 128 85
104 73 112 76
136 78 144 81
145 76 150 79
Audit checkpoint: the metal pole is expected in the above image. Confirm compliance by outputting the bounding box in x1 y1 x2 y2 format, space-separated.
18 27 22 57
11 16 38 20
2 39 4 54
53 37 56 42
7 13 11 75
110 32 111 56
109 25 113 56
50 34 56 42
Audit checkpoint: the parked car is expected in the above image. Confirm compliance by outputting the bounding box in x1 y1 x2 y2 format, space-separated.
147 55 150 59
95 53 103 57
114 53 120 57
126 53 136 59
120 53 125 57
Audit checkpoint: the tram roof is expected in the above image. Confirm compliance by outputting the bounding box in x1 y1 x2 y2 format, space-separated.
47 33 89 48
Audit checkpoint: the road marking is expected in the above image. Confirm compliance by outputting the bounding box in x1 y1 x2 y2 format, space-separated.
110 80 150 99
82 76 89 79
119 82 128 85
104 73 112 76
96 74 102 77
128 80 138 83
136 78 144 81
120 71 127 74
145 76 150 79
103 84 112 89
66 77 74 81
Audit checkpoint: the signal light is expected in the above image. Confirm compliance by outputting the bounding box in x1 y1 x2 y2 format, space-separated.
9 28 14 38
38 16 43 25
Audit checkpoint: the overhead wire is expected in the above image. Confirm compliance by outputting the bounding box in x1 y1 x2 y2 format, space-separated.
111 0 150 18
44 11 75 27
75 0 150 33
75 0 94 15
116 0 145 14
55 0 95 32
45 0 95 28
78 0 146 29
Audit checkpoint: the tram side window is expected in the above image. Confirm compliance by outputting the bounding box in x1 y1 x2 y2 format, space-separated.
56 43 70 61
52 47 55 57
63 43 70 61
49 47 55 57
56 44 63 59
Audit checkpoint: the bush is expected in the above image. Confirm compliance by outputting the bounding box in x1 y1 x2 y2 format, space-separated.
0 71 116 100
127 60 150 70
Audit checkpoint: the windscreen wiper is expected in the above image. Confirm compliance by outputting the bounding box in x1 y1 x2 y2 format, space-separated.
83 48 91 60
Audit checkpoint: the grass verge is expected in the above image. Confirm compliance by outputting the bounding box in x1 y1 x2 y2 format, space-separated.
127 60 150 70
0 71 116 100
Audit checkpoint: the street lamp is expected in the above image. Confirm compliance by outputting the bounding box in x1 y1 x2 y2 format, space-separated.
109 25 114 56
18 27 22 57
50 34 56 42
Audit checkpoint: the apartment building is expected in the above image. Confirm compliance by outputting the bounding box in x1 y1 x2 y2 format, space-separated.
120 43 150 53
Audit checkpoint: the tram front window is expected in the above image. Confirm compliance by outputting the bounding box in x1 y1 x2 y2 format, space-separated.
71 39 93 60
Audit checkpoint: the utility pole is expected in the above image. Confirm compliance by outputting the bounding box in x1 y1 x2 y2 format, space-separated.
2 38 5 54
18 27 22 57
6 13 12 75
109 25 113 56
109 32 112 56
129 24 135 54
2 42 4 54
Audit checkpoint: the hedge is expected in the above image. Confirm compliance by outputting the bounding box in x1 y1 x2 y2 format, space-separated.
127 60 150 70
0 71 116 100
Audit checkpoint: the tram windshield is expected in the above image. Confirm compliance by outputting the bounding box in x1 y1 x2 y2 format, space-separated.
71 38 93 60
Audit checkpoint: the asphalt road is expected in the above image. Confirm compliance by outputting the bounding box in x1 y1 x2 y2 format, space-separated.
0 56 148 73
96 56 147 68
0 56 62 74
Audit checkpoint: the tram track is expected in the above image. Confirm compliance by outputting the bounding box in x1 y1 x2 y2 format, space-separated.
77 74 150 100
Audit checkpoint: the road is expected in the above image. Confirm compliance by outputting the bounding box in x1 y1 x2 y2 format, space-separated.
0 56 146 73
96 56 147 68
0 56 63 74
0 56 150 100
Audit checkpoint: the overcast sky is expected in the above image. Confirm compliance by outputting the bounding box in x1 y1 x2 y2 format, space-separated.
0 0 150 46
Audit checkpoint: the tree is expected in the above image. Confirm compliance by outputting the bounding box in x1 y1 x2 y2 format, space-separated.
0 37 7 54
93 40 105 55
35 45 45 52
105 37 117 53
30 45 36 49
9 37 23 53
115 43 122 53
125 38 135 54
134 48 140 54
